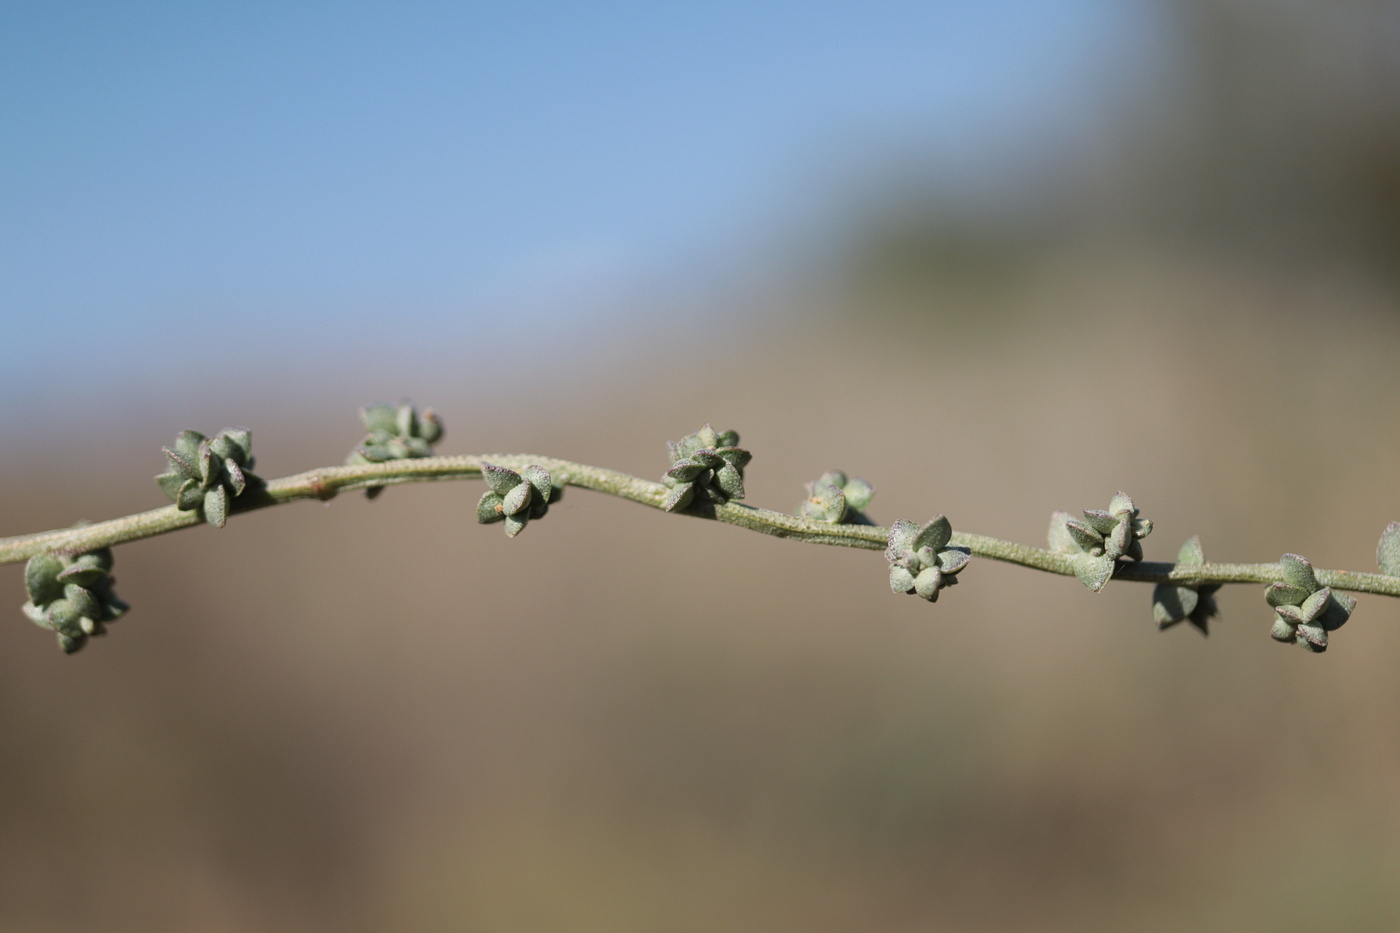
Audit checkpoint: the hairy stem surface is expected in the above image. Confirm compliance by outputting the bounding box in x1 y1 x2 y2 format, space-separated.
3 455 1398 599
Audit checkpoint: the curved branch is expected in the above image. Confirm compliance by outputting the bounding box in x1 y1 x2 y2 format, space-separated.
3 454 1398 599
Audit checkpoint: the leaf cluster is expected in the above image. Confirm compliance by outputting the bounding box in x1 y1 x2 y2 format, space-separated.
1267 554 1355 653
476 463 559 537
155 428 257 528
660 424 751 512
885 516 971 602
797 470 875 524
22 548 128 654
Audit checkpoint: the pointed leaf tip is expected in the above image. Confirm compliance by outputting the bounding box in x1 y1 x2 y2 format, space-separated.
1177 535 1206 567
481 462 522 496
1279 554 1318 592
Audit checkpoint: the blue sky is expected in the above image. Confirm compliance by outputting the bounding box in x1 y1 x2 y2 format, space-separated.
1 1 1160 410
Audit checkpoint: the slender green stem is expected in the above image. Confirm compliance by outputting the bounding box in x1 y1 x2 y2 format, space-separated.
2 454 1398 599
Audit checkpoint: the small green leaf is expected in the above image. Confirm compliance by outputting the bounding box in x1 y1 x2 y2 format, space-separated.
667 460 707 483
715 447 751 470
173 430 205 460
56 565 107 588
1106 519 1132 559
1266 583 1309 607
46 600 84 637
102 593 130 622
81 549 114 572
1153 583 1199 627
156 470 185 501
714 462 745 499
196 443 216 484
1047 511 1077 554
220 428 253 465
1065 519 1104 555
361 404 398 435
1299 588 1332 622
502 482 533 516
1378 522 1400 576
1270 616 1296 642
523 465 552 503
419 409 444 444
64 584 100 623
1177 535 1206 567
225 460 247 496
691 450 724 470
204 484 229 527
477 491 506 524
1074 554 1114 592
208 433 238 461
799 482 845 522
1279 554 1318 592
914 515 952 552
661 484 694 513
1108 491 1135 516
481 463 522 496
914 566 942 601
395 403 416 438
889 566 916 593
938 548 971 575
162 447 196 479
25 554 64 605
1320 591 1356 631
886 520 919 559
1082 509 1119 535
1296 623 1327 650
176 478 204 511
1123 537 1145 563
843 477 874 511
504 514 528 538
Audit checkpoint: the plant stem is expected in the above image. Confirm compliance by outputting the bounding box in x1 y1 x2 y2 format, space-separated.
2 454 1398 599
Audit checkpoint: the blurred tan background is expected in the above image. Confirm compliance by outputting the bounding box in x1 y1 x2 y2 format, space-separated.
4 1 1400 930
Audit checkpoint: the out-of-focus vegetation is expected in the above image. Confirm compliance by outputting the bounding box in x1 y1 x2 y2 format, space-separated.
836 0 1400 317
3 2 1400 930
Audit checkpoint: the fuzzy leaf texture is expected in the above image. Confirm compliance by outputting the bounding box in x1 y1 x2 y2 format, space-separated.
1379 522 1400 576
21 548 129 654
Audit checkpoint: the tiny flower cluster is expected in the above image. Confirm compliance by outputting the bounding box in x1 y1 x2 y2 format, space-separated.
476 463 558 537
885 516 971 602
23 548 129 653
348 402 443 464
347 403 444 499
156 428 257 528
796 470 875 524
660 424 751 512
1049 491 1152 591
1266 554 1354 653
